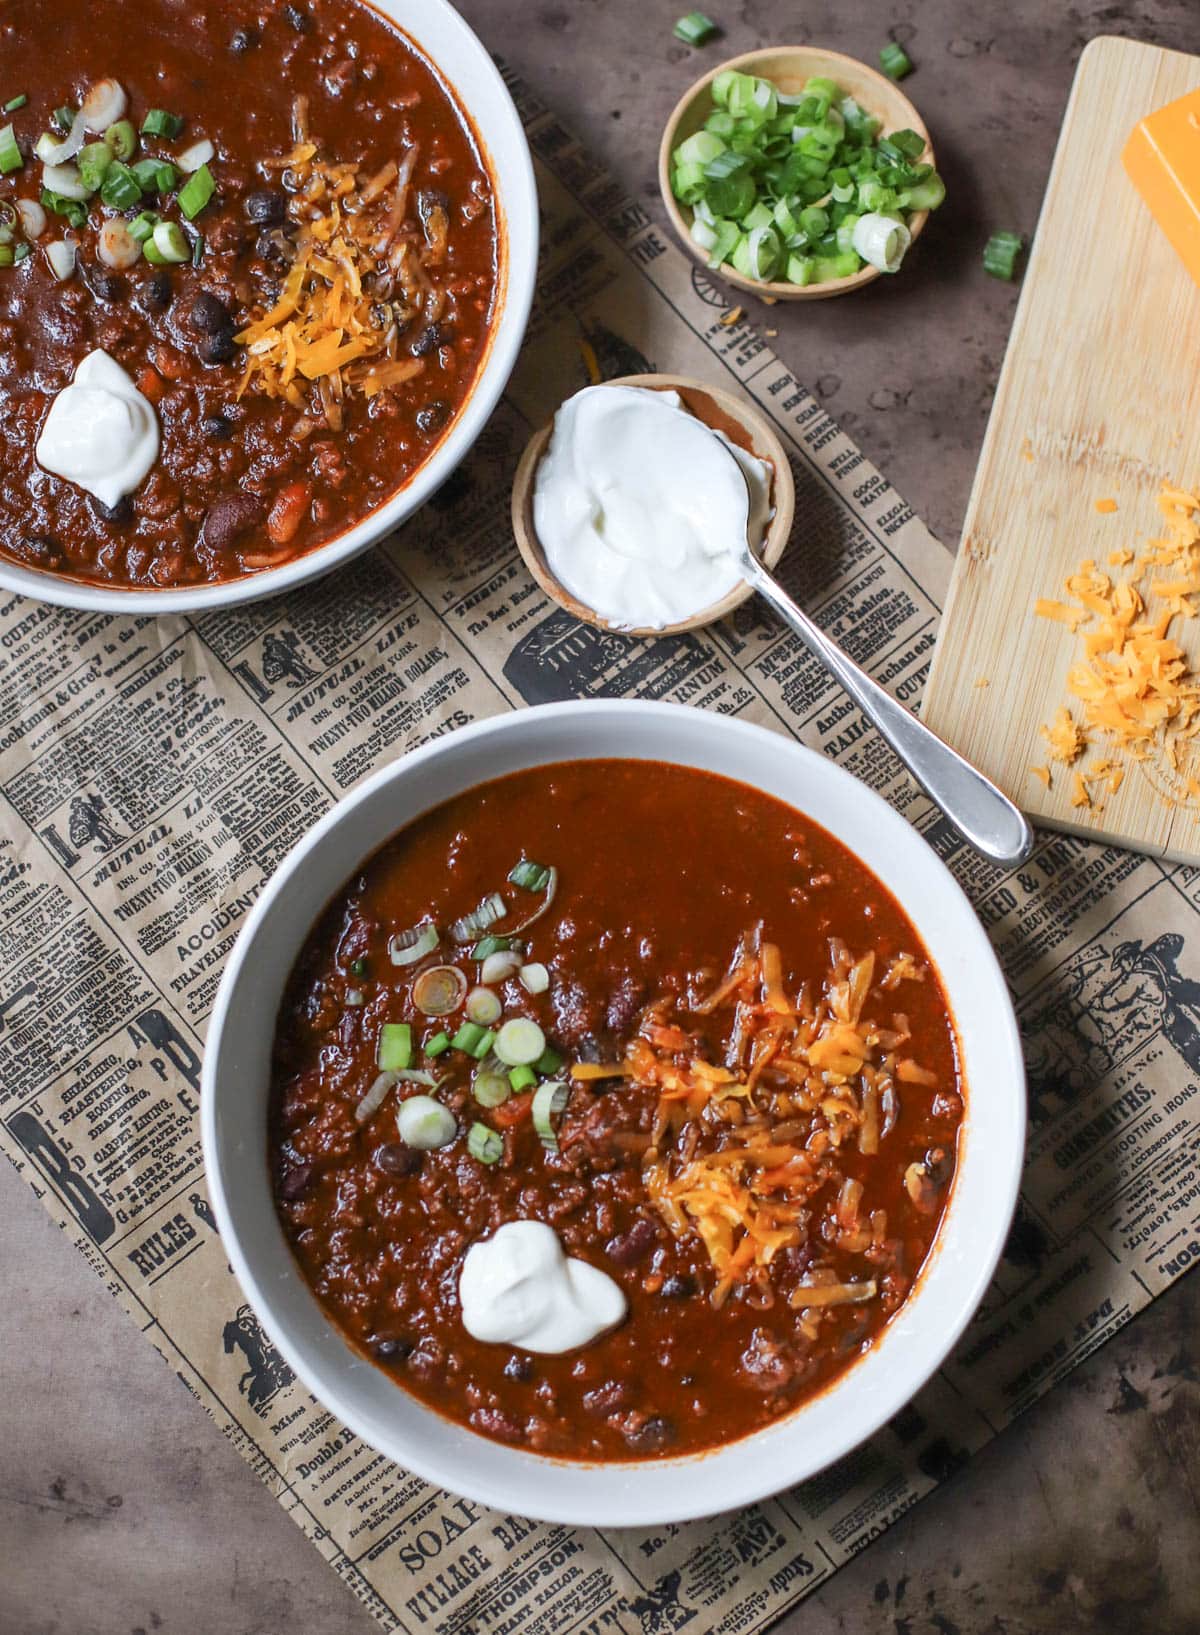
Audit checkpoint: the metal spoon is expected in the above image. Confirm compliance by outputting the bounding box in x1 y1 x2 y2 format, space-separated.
728 525 1034 868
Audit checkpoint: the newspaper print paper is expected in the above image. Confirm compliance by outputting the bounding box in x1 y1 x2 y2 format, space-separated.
1 65 1197 1635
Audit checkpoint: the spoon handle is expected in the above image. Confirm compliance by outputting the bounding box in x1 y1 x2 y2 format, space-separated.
741 554 1034 868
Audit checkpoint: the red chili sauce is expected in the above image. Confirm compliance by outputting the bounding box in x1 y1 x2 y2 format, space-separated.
270 761 963 1460
0 0 497 588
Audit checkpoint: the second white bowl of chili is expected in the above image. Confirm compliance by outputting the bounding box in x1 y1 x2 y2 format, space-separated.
203 699 1026 1527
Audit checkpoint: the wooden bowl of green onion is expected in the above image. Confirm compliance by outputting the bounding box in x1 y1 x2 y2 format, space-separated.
659 46 942 301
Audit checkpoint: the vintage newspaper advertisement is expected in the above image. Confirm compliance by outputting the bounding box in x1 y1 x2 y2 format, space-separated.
2 66 1197 1635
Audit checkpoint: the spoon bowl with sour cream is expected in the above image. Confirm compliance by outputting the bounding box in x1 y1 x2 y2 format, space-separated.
511 374 794 637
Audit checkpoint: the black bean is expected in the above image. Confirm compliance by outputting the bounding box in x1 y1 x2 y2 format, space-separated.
374 1142 422 1178
198 330 236 365
188 291 233 335
372 1337 413 1362
284 4 312 31
84 266 128 304
230 26 259 52
606 1217 657 1266
622 1415 675 1453
90 495 133 526
503 1354 534 1382
660 1273 696 1300
245 190 287 227
582 1380 631 1416
18 534 63 567
410 322 445 358
415 401 450 435
202 412 234 440
255 227 295 265
138 270 173 313
278 1163 312 1200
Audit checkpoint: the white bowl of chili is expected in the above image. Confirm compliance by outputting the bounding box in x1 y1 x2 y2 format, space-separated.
203 700 1025 1526
0 0 537 611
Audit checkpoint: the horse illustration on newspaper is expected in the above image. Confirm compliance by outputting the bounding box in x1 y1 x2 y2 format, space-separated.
223 1303 294 1416
1022 931 1200 1124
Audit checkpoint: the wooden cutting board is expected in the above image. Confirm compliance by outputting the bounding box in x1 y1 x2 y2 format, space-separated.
923 36 1200 862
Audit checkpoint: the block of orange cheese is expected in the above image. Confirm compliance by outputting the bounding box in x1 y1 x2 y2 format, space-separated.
1122 86 1200 286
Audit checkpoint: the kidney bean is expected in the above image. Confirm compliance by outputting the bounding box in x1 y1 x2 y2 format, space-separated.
374 1142 422 1178
619 1413 675 1453
198 490 266 555
582 1380 631 1416
267 480 313 545
279 1163 312 1200
660 1273 696 1300
606 1217 657 1266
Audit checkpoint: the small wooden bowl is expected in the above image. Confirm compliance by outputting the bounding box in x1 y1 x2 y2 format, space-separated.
511 374 794 637
658 46 934 302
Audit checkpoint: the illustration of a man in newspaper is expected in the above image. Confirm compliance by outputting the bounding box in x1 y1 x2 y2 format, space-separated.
1097 933 1200 1073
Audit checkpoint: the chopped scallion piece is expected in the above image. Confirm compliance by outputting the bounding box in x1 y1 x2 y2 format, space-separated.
377 1022 413 1072
424 1030 451 1058
141 108 184 138
532 1080 570 1152
99 160 142 209
389 919 439 966
534 1045 564 1076
104 119 137 160
467 1121 503 1164
465 986 502 1026
350 956 368 979
983 229 1024 280
78 141 113 193
472 1071 511 1108
518 962 550 996
472 933 512 960
3 95 27 114
493 1018 547 1068
508 1064 537 1093
13 242 31 263
177 160 215 218
0 124 22 174
673 11 717 45
132 157 177 195
451 1020 495 1058
190 231 204 267
0 245 13 268
52 106 75 133
40 187 86 229
148 219 189 263
507 859 551 893
450 891 507 943
879 42 913 80
397 1096 457 1151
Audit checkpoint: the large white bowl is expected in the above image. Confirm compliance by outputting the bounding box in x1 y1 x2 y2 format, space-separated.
2 0 537 615
202 702 1025 1527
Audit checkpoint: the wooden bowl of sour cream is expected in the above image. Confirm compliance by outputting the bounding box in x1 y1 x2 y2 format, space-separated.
511 374 794 638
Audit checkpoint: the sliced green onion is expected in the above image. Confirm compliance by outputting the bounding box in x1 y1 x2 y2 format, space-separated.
99 160 142 208
377 1022 413 1072
412 963 466 1016
177 137 215 174
424 1030 451 1057
132 157 177 195
344 988 365 1007
16 198 45 237
508 1064 537 1093
177 160 215 219
785 251 816 285
104 119 137 160
78 141 113 193
508 866 558 934
0 245 13 268
675 129 725 168
40 188 86 229
129 210 160 244
3 95 27 114
493 1018 546 1068
465 986 502 1026
532 1081 570 1153
45 239 76 280
467 1121 503 1164
906 171 945 211
471 933 512 960
672 161 707 206
518 962 550 995
450 892 507 943
508 859 552 893
673 11 717 45
712 69 754 109
389 920 439 966
148 219 189 263
533 1045 564 1077
451 1021 496 1059
12 241 30 264
355 1070 397 1123
190 231 204 267
398 1095 457 1150
142 108 185 138
0 123 21 174
350 956 369 979
983 230 1023 280
480 949 522 984
879 42 913 80
732 222 781 281
52 106 75 133
472 1070 511 1108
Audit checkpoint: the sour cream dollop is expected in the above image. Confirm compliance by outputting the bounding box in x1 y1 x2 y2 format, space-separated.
459 1220 627 1354
532 385 773 631
36 348 160 507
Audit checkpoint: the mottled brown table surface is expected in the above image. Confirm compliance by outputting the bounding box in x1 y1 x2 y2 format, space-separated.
4 2 1200 1633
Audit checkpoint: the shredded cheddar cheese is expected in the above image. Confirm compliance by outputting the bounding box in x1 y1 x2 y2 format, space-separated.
1095 497 1118 514
1034 482 1200 809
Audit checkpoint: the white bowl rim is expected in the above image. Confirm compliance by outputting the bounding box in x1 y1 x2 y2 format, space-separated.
0 0 538 615
201 700 1026 1527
